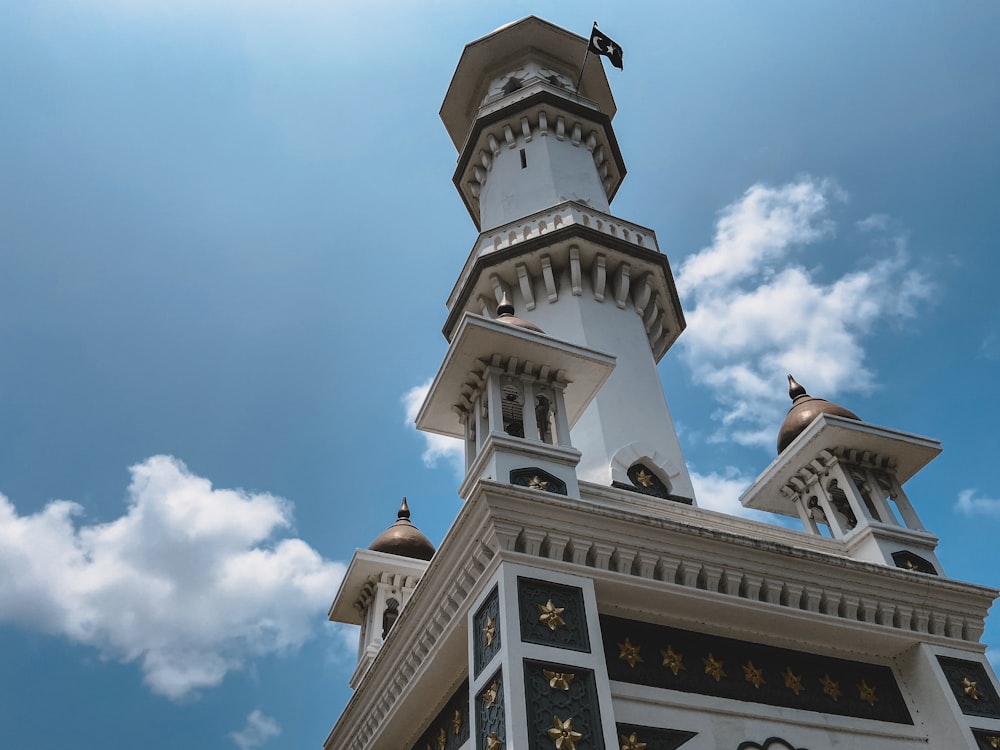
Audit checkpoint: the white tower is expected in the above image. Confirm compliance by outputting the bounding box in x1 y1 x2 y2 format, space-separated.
434 17 695 500
325 18 1000 750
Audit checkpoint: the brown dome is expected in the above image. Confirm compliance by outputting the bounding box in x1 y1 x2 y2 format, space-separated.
368 498 435 561
777 374 860 454
496 292 544 333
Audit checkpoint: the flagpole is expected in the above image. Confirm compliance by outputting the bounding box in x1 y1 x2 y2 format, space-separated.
573 21 598 96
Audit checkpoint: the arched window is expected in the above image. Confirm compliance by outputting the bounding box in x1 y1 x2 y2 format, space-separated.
501 383 524 437
535 391 555 444
382 598 400 638
826 479 858 529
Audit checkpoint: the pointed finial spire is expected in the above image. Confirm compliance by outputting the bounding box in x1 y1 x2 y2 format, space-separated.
787 373 808 401
397 497 411 521
497 291 515 318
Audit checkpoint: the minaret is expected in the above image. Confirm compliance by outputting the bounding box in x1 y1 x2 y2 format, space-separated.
434 16 694 501
326 19 1000 750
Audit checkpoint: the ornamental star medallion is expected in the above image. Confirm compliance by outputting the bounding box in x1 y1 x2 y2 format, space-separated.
529 476 549 490
619 732 648 750
989 737 1000 749
546 715 583 750
703 653 726 682
661 645 686 676
782 666 805 695
618 637 643 668
636 469 654 487
742 660 766 688
820 673 842 701
452 709 462 735
436 727 447 750
543 670 575 691
483 680 499 708
962 677 982 700
486 731 502 750
858 679 879 706
483 615 496 647
537 599 566 631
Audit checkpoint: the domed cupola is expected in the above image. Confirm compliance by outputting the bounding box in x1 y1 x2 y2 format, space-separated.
777 374 860 454
495 292 544 333
368 498 435 561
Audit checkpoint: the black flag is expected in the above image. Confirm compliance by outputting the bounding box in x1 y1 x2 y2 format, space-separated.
588 26 623 70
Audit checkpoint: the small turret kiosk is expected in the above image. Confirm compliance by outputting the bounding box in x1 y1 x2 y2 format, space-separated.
326 17 1000 750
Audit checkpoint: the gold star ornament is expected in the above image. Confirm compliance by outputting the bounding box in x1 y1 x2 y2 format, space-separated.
619 732 648 750
528 476 549 490
636 469 654 487
546 715 583 750
742 661 766 688
703 653 726 682
537 599 566 631
543 670 575 691
436 727 447 750
482 615 496 647
452 709 462 735
618 637 643 668
483 681 499 709
962 677 982 700
820 674 842 701
661 645 686 676
858 679 879 706
782 666 804 695
486 731 502 750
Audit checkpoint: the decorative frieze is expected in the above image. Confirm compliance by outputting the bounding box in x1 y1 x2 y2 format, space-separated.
601 615 912 725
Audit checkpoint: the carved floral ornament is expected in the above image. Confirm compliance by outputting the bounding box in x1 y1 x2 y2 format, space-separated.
963 676 982 700
661 645 686 675
543 670 575 691
483 680 499 709
618 637 643 668
546 715 584 750
619 733 647 750
537 599 566 631
482 615 496 647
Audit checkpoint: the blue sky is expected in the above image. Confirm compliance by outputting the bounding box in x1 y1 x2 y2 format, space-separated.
1 2 998 748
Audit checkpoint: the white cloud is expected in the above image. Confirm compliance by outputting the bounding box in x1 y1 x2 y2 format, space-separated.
979 332 1000 361
325 622 360 666
856 213 891 232
0 456 345 699
956 488 1000 517
230 709 281 750
690 469 800 528
678 178 931 449
402 380 464 474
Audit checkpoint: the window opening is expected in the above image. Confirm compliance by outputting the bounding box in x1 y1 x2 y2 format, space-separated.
501 384 524 437
520 148 527 169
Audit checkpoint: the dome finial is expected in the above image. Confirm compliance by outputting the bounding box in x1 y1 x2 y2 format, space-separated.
787 373 807 400
368 497 435 561
497 292 515 318
776 373 861 455
493 291 545 333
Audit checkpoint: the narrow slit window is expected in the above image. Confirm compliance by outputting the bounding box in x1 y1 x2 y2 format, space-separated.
519 148 527 169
